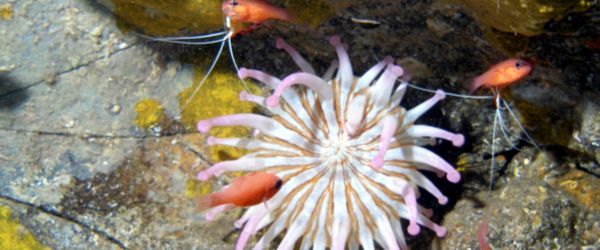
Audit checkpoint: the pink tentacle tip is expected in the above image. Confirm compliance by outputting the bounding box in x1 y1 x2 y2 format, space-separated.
206 136 216 146
452 134 465 147
265 95 280 107
446 171 461 183
329 36 342 46
197 121 212 133
435 89 446 100
275 37 286 49
371 155 384 169
438 195 448 205
197 171 210 181
234 219 245 229
389 65 404 77
434 225 447 237
237 67 249 79
408 223 421 236
205 213 216 221
383 56 394 64
239 90 250 100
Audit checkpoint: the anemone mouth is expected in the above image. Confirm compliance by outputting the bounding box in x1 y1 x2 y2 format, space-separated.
195 36 463 250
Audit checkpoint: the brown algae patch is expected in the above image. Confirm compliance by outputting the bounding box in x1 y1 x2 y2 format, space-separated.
178 66 261 163
0 206 48 250
134 98 166 130
0 4 12 21
109 0 223 36
59 149 150 216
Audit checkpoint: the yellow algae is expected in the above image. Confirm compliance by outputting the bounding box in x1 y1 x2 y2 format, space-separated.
454 0 593 36
0 206 48 250
179 63 261 163
284 0 336 28
556 170 599 211
455 153 472 173
185 179 213 198
538 5 554 14
134 98 165 130
283 0 357 28
110 0 223 36
0 4 12 21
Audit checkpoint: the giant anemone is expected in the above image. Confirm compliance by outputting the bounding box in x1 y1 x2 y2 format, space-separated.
195 36 464 250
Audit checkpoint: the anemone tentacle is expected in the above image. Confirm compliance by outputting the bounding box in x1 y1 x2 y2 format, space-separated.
196 37 463 249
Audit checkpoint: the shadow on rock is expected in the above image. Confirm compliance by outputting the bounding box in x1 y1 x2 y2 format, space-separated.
0 74 30 110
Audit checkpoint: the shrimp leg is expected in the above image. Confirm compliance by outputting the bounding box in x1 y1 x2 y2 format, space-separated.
489 101 500 191
496 105 519 150
502 99 539 149
178 31 230 117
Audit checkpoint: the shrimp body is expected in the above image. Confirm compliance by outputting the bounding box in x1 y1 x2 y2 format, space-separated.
196 171 282 210
222 0 292 27
470 59 532 92
467 58 538 190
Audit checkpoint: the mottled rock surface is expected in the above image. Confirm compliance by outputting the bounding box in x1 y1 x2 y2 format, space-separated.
0 0 598 249
0 0 235 248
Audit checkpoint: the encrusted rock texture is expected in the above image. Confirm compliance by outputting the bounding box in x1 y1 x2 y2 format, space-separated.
0 0 597 249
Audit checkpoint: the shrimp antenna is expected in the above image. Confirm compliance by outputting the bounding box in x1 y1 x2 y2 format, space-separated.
489 100 500 191
502 99 540 149
177 15 252 120
176 31 233 118
225 17 252 92
133 30 229 45
496 106 520 151
371 50 492 100
405 82 493 100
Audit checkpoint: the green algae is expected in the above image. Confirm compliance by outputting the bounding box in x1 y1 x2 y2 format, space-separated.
134 98 166 130
109 0 224 36
0 206 48 250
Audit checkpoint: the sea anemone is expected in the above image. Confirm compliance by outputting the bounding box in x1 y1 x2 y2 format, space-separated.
196 36 464 250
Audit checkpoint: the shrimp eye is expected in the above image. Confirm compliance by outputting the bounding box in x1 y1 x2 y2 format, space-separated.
231 0 238 6
274 179 283 190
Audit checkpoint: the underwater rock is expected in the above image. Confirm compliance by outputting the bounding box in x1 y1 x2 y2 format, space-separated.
505 149 600 212
1 0 597 249
0 201 114 249
570 97 600 173
443 177 597 249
